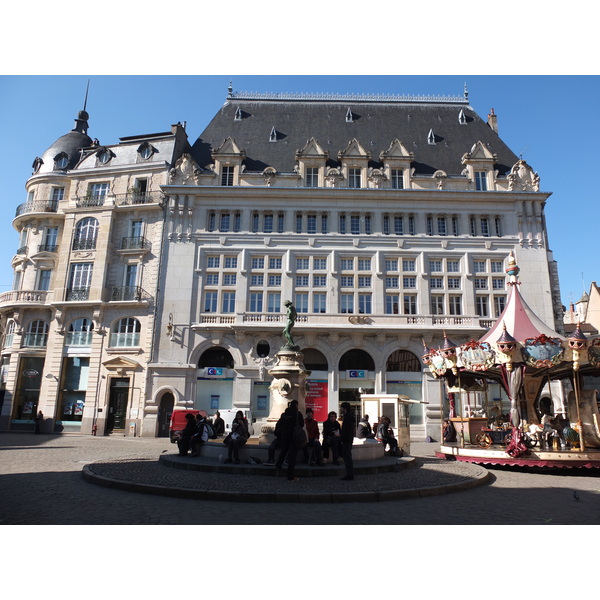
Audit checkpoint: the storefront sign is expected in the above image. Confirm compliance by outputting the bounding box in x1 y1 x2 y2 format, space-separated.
204 367 225 378
306 379 328 422
347 370 365 379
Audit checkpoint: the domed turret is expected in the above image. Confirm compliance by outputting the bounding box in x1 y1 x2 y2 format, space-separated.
32 108 93 175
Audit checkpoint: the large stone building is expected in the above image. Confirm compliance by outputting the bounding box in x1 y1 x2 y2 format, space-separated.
0 84 563 439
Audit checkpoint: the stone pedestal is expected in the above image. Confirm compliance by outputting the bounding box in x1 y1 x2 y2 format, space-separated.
258 347 310 444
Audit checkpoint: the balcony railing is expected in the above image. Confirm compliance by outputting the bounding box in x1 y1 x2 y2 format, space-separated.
75 195 106 208
114 191 164 206
195 312 491 329
37 244 58 253
121 236 150 251
66 288 90 301
72 238 97 251
15 199 59 217
0 290 51 307
110 286 147 302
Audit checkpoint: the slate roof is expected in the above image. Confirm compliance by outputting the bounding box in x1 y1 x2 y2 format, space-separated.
191 93 520 176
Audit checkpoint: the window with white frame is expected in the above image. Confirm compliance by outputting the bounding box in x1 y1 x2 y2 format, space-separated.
66 318 94 347
475 171 488 191
249 292 263 312
221 166 234 186
430 295 444 315
348 168 362 188
204 291 218 312
476 296 489 317
306 167 319 188
313 258 327 270
313 275 327 287
358 294 372 314
267 292 280 313
295 292 309 313
73 217 98 250
24 320 48 347
391 169 404 189
449 295 462 315
341 293 354 313
222 292 236 313
37 269 52 291
313 293 326 313
404 294 417 315
110 318 141 347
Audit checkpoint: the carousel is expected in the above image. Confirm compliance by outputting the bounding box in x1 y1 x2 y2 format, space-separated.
427 253 600 469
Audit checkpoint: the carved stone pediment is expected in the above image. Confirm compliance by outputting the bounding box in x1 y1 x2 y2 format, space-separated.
507 159 540 191
168 153 201 185
338 138 371 161
380 139 414 161
103 356 142 371
461 140 497 164
295 137 329 160
211 136 245 160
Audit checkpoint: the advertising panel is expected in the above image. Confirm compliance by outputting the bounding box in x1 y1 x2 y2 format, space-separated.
306 379 328 422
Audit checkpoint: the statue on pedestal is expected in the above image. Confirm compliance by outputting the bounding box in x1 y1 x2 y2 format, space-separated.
282 300 299 351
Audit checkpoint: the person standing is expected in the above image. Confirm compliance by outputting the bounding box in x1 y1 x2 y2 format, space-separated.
322 411 341 465
340 402 355 481
275 399 304 481
35 411 43 434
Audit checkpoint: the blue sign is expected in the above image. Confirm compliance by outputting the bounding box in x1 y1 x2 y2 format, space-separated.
348 370 365 378
206 367 223 376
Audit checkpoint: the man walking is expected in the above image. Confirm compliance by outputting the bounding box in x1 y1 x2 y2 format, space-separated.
340 402 355 481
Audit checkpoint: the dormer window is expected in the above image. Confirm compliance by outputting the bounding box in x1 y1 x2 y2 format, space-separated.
427 129 436 145
55 153 69 169
346 108 354 123
98 150 112 165
269 127 277 142
32 157 43 174
234 107 242 121
475 171 488 191
138 143 154 160
458 109 467 125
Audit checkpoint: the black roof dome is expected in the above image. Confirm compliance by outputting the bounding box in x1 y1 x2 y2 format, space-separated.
34 108 93 174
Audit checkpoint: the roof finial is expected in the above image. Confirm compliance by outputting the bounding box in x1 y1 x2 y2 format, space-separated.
464 82 469 101
228 80 233 97
83 79 90 112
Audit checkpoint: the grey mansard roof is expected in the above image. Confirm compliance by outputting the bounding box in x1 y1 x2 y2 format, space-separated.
191 92 520 176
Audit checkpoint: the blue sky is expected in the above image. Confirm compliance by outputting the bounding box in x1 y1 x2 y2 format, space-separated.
0 74 598 309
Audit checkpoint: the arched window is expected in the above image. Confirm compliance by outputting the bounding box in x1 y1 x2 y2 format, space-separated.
303 348 328 371
338 349 375 371
198 347 234 369
73 217 99 250
3 320 15 349
386 350 421 372
110 318 140 347
66 318 95 347
24 320 48 347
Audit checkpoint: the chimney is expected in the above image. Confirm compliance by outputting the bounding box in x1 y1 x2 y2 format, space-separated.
487 108 498 134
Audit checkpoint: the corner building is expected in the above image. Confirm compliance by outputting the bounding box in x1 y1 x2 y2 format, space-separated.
0 85 563 439
150 87 562 439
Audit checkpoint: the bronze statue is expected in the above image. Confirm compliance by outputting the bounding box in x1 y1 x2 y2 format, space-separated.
282 300 298 349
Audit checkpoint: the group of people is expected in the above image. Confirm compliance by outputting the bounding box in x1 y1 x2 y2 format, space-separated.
178 404 402 478
357 414 401 456
266 401 356 481
176 411 226 457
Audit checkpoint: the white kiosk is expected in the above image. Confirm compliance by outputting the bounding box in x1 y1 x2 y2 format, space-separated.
361 394 426 455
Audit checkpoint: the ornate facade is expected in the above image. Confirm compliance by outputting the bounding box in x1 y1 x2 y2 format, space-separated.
0 85 563 439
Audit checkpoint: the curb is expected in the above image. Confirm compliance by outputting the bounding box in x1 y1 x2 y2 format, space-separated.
82 457 491 503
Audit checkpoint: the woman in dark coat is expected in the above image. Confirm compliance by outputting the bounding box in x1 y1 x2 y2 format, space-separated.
224 410 249 464
275 400 304 481
322 411 341 465
177 412 198 456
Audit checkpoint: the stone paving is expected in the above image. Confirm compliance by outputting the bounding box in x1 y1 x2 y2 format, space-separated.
2 432 600 525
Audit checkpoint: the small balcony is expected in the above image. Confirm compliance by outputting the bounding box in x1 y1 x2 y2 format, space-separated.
15 199 59 218
75 195 106 208
37 244 58 253
120 236 150 251
65 288 90 301
0 289 52 308
110 286 149 302
114 191 164 206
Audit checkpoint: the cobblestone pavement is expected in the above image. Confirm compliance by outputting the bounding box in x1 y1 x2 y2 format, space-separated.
2 432 600 525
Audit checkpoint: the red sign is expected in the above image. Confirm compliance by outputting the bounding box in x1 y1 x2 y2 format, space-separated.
306 379 328 422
